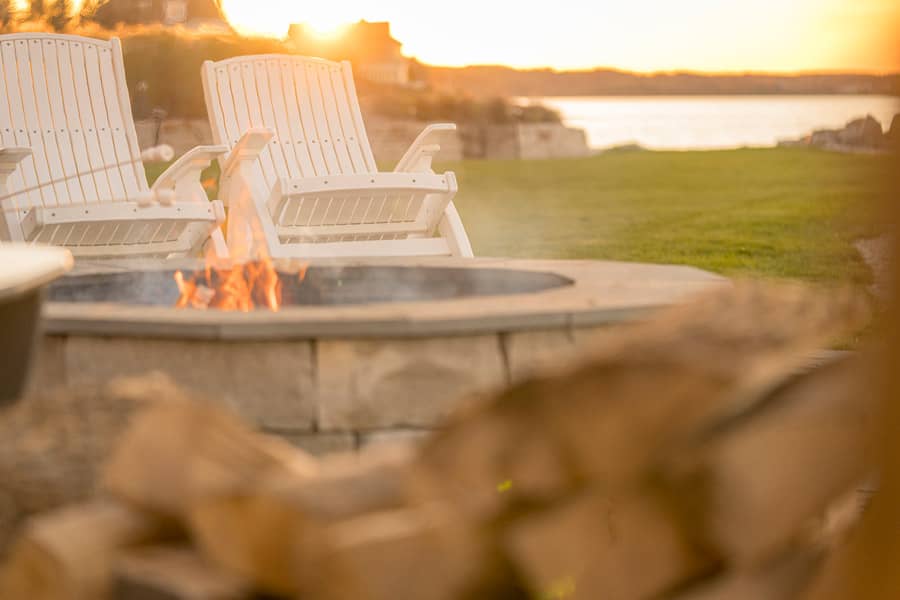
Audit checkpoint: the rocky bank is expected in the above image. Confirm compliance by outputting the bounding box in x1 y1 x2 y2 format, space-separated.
780 113 900 153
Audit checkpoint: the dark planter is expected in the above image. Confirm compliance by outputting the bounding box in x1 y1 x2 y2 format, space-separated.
0 246 72 407
0 288 43 406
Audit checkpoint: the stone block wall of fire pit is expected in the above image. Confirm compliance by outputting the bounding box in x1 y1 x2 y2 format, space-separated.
30 258 727 454
31 328 614 454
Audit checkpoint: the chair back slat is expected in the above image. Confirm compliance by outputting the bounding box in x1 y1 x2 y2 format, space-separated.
70 40 114 202
1 38 51 210
304 61 346 174
100 39 145 196
290 60 330 176
204 57 267 202
25 38 71 207
83 42 127 199
55 38 101 204
251 60 293 181
328 66 370 173
40 38 84 204
204 55 378 182
262 60 301 180
0 48 31 213
0 34 149 218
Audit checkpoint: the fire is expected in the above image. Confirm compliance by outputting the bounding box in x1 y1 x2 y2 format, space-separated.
176 184 308 311
174 257 306 312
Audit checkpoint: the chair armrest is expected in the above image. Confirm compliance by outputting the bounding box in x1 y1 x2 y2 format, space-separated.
0 147 32 186
221 128 276 178
151 145 229 191
394 124 457 173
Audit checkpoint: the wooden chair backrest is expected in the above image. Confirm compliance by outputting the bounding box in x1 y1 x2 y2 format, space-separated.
0 34 148 214
203 54 378 197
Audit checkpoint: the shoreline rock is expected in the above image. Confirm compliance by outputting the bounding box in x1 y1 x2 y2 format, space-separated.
778 113 898 154
855 233 896 302
887 114 900 145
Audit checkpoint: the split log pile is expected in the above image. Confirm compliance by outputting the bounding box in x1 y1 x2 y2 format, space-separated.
0 373 193 555
0 281 882 600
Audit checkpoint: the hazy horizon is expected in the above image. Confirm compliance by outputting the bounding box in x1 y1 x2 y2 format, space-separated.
423 63 900 77
219 0 900 73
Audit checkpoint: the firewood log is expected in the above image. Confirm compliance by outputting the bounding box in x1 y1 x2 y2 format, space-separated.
803 148 900 600
0 373 191 558
415 282 871 523
186 448 413 596
658 355 877 565
300 504 489 600
112 545 254 600
103 399 319 519
0 501 178 600
504 488 712 600
668 548 824 600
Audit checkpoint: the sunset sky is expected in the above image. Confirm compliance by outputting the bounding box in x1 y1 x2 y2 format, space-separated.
221 0 900 73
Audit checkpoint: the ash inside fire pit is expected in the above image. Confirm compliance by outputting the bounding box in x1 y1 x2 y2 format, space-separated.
47 266 574 308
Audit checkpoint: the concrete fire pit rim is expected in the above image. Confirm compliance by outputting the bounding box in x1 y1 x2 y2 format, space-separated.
42 257 726 340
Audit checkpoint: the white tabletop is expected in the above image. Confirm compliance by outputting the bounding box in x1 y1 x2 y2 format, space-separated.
0 244 73 301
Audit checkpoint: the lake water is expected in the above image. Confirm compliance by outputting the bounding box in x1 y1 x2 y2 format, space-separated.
520 95 900 150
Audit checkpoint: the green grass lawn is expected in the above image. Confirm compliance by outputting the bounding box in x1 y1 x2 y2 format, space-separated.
147 147 893 285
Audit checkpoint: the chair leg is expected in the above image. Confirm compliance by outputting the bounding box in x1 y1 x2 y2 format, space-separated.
205 228 230 259
438 202 474 257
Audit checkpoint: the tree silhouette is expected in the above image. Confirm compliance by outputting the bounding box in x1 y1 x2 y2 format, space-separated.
47 0 72 31
28 0 45 21
78 0 102 23
0 0 13 31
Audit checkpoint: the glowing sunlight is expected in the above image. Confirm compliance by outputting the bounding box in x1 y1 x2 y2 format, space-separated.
218 0 900 73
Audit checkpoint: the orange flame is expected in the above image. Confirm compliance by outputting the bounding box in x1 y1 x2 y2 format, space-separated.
174 257 307 312
176 182 308 311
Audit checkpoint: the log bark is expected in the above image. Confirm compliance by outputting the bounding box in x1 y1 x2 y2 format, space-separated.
671 548 824 600
0 373 190 558
660 355 877 565
187 448 413 596
103 398 319 519
112 545 254 600
0 501 177 600
504 488 712 600
803 100 900 600
301 504 488 600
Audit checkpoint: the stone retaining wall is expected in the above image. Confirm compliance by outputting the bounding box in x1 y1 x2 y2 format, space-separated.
135 118 588 162
459 123 590 159
135 120 213 157
135 118 465 163
362 117 464 163
516 123 592 159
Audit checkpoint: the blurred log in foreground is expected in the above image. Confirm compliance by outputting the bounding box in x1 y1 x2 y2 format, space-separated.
0 373 194 558
803 103 900 600
0 502 178 600
113 546 253 600
0 280 884 600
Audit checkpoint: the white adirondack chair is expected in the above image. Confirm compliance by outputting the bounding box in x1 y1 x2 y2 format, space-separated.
0 34 228 258
202 55 473 258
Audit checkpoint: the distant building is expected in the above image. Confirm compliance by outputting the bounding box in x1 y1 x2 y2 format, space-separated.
287 20 411 86
93 0 233 33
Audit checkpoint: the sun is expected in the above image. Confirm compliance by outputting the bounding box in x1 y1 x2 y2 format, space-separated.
221 1 353 38
304 17 351 38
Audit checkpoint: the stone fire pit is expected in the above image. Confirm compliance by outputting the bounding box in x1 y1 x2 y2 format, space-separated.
31 257 724 455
